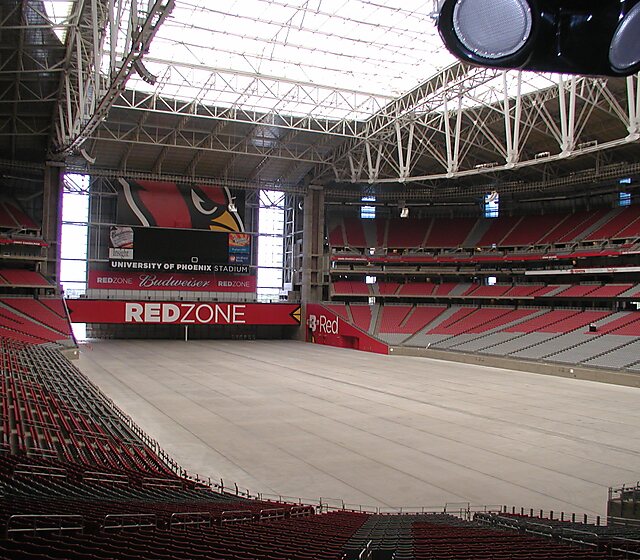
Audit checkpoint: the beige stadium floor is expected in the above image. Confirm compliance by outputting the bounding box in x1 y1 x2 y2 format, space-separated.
76 339 640 517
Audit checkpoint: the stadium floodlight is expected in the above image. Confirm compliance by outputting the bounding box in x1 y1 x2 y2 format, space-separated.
437 0 640 76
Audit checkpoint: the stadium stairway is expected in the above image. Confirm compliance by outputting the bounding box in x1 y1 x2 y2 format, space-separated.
432 308 548 352
342 514 417 559
576 208 625 241
370 303 382 336
541 312 640 364
402 306 466 348
377 306 448 346
506 311 614 360
476 310 585 356
461 217 493 248
583 338 640 370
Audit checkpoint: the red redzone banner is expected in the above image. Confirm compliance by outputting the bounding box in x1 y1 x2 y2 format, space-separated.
306 304 389 355
88 270 256 293
66 300 301 326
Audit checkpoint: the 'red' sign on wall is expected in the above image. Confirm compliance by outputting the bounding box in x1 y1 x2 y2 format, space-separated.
306 303 388 355
88 270 257 293
66 299 301 326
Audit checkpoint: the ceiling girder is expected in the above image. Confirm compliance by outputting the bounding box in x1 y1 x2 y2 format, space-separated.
317 69 640 185
50 0 175 157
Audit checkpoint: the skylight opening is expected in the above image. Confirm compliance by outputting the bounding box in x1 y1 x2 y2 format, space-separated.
116 0 568 122
42 1 74 43
121 0 456 120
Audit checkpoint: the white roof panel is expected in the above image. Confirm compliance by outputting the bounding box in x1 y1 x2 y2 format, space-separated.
125 0 456 119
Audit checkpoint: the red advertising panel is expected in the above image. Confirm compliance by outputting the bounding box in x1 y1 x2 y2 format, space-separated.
88 270 257 293
306 304 389 355
66 300 301 326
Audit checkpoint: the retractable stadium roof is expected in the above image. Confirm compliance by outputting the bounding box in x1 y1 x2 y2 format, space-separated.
2 0 639 198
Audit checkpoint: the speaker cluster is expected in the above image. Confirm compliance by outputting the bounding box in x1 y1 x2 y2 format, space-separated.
437 0 640 76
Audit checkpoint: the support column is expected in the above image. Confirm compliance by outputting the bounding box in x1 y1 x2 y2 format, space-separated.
41 164 63 284
301 185 325 305
297 185 325 341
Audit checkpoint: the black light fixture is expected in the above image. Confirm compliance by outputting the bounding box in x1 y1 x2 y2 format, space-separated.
437 0 640 77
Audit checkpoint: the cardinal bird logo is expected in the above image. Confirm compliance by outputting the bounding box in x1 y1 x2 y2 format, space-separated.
117 179 245 232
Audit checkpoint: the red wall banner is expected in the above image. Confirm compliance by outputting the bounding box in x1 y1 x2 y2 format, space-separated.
88 270 257 293
306 304 388 355
66 300 301 326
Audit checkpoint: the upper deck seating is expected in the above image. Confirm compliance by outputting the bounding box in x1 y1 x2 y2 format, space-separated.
476 216 523 247
377 282 400 296
343 218 367 247
0 199 39 231
466 285 511 297
0 270 51 288
501 214 567 246
424 217 475 248
539 210 592 243
398 283 437 296
586 205 640 241
386 218 428 248
328 223 345 247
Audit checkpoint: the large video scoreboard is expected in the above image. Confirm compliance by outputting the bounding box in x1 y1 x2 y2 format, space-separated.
109 226 251 274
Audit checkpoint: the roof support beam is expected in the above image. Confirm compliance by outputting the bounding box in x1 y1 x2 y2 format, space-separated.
317 67 640 185
50 0 174 157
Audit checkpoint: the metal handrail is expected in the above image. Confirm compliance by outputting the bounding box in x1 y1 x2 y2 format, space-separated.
83 471 129 485
7 514 84 536
289 505 315 517
103 513 157 531
14 464 67 478
259 508 287 521
358 540 373 560
476 510 640 554
220 510 254 524
169 512 212 529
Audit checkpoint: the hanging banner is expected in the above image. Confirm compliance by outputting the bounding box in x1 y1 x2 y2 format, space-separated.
66 300 301 326
116 179 245 232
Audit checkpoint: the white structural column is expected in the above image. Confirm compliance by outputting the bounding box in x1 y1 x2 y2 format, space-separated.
443 91 463 176
503 71 522 168
627 74 640 140
558 75 577 156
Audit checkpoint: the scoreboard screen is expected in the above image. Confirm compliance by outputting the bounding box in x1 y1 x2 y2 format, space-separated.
108 226 251 274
